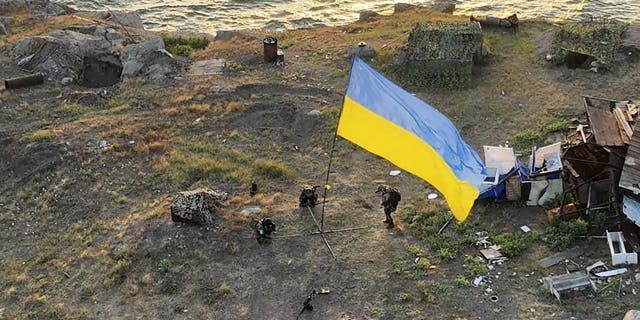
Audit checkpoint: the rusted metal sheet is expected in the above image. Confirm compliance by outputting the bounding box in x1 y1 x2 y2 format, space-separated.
620 123 640 194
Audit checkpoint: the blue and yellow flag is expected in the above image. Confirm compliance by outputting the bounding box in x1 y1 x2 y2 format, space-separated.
337 57 487 221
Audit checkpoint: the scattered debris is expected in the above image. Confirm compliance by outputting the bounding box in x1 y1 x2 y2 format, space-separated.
538 249 580 268
520 225 531 233
389 170 401 176
607 231 638 266
595 268 628 278
480 245 507 264
489 295 499 302
470 14 519 29
4 73 44 89
427 193 438 200
542 271 596 301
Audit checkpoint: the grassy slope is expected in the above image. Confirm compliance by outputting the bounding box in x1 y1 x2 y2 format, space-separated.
1 7 640 320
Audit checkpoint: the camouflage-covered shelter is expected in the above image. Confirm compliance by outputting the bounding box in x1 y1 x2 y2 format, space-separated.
551 21 628 70
394 21 483 89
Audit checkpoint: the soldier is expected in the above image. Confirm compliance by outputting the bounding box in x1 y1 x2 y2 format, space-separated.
375 185 401 228
255 217 276 244
299 185 320 207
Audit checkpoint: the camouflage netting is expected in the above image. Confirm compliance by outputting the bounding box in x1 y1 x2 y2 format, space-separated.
551 21 628 68
395 22 482 89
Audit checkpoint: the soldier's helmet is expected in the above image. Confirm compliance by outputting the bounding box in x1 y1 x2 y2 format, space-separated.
375 184 389 194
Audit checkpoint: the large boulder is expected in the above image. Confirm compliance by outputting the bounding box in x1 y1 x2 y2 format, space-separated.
121 37 183 82
13 30 122 86
171 188 229 226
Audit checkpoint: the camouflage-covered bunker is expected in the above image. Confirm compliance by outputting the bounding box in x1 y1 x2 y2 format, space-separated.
551 21 627 70
394 21 483 89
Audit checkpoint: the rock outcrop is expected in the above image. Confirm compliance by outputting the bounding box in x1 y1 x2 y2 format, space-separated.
12 27 183 86
121 37 183 83
171 188 229 226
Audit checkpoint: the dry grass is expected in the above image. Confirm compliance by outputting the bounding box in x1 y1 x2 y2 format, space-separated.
186 103 212 115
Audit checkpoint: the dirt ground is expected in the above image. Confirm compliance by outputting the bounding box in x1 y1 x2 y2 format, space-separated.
2 7 640 320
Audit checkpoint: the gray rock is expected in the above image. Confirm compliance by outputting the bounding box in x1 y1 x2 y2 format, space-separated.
12 36 48 58
623 26 640 51
394 3 418 13
65 25 127 46
27 0 74 15
0 16 14 35
240 206 262 215
216 30 241 41
171 188 229 226
624 310 640 320
121 37 183 82
105 10 144 29
358 10 379 22
13 30 121 85
347 42 376 60
307 109 321 116
0 0 27 13
431 1 455 14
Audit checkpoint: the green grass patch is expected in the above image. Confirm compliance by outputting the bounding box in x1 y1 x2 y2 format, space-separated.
513 129 543 151
203 283 232 305
56 102 86 117
156 142 250 186
542 218 588 251
252 159 295 181
20 129 54 143
103 96 125 110
400 205 474 261
544 119 572 133
162 35 210 56
492 232 531 258
455 275 471 287
463 256 487 277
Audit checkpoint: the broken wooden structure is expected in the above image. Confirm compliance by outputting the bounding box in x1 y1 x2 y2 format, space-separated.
542 271 596 301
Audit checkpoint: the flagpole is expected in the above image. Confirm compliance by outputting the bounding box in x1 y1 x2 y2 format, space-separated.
320 56 356 231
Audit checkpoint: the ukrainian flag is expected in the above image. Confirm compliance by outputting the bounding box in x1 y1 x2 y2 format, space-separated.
337 57 487 221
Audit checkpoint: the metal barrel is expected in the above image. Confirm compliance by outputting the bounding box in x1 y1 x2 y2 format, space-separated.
4 73 44 89
263 37 277 63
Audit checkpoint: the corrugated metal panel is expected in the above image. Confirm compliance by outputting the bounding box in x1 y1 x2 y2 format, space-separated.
619 123 640 194
622 195 640 227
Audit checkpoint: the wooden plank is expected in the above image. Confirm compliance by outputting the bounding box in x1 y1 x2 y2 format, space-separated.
538 249 580 268
586 106 625 146
613 107 633 139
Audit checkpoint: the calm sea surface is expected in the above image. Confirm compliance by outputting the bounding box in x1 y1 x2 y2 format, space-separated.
58 0 640 33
